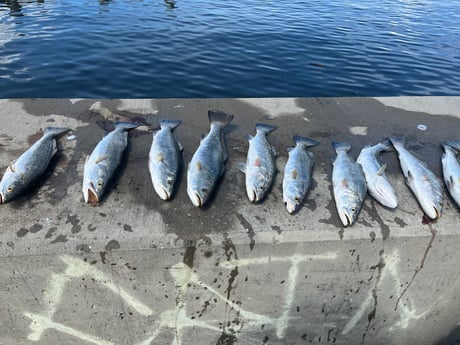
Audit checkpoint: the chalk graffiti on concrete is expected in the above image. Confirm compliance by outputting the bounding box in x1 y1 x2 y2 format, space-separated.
24 252 338 345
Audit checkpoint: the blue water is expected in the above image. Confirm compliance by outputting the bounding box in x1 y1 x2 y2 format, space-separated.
1 0 459 98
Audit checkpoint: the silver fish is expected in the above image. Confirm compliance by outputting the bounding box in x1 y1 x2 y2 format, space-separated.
0 127 70 204
187 110 233 207
239 123 277 203
357 140 398 208
83 122 139 205
282 135 319 214
389 137 443 219
149 120 183 200
332 142 367 227
441 141 460 208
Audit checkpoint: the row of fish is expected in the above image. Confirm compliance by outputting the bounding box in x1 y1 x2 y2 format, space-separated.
0 111 458 228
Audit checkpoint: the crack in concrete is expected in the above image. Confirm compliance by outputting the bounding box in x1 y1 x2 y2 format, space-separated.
395 226 437 311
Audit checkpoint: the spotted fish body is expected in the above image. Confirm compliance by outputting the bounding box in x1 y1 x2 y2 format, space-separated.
83 122 139 205
357 140 398 208
389 137 443 219
240 123 277 203
187 110 233 207
332 142 367 227
282 135 319 214
0 127 70 204
149 120 183 200
441 141 460 208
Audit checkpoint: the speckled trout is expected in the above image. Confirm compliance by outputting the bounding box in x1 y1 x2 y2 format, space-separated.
282 135 319 214
441 141 460 208
187 110 233 207
83 122 139 205
0 127 70 204
332 142 367 227
239 123 277 203
357 139 398 208
389 137 443 219
149 120 183 200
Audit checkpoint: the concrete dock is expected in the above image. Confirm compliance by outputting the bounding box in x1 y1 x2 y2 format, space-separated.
0 97 459 345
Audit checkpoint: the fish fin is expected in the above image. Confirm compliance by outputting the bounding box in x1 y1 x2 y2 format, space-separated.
95 155 109 164
43 127 71 137
255 123 277 135
293 135 320 148
287 147 294 153
177 139 184 152
341 178 349 188
208 110 234 129
220 164 226 176
441 140 460 153
446 175 454 189
380 138 394 152
332 142 351 153
196 161 202 171
221 136 229 162
8 162 15 173
238 162 246 173
388 136 406 147
160 119 181 130
376 163 387 176
271 145 277 157
157 153 164 162
200 133 207 141
115 122 140 131
291 169 298 179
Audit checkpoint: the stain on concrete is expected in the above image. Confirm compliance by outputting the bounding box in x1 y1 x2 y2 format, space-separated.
105 240 120 251
50 234 68 243
17 228 29 237
66 214 81 234
235 213 255 250
29 224 43 233
6 241 15 249
87 224 96 232
394 217 408 227
76 244 91 253
45 227 57 239
369 231 376 243
123 224 133 232
215 333 237 345
183 244 196 269
100 251 108 264
271 225 281 234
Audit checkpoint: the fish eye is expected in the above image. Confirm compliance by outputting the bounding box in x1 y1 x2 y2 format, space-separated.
97 180 104 188
351 207 356 213
167 177 173 185
7 186 13 193
201 187 208 193
258 186 264 191
294 197 300 203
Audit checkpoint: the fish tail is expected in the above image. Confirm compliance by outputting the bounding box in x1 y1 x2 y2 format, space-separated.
379 138 394 152
256 123 277 135
160 120 181 130
388 136 406 147
115 122 140 131
293 135 320 148
441 140 460 152
208 110 234 129
43 127 71 137
331 141 351 153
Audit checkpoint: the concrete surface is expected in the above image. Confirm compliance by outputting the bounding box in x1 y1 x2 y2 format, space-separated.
1 97 460 345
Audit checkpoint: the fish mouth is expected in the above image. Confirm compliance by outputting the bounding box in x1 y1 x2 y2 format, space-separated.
247 188 258 203
84 183 99 206
188 191 203 207
339 211 353 227
431 205 442 220
155 184 171 201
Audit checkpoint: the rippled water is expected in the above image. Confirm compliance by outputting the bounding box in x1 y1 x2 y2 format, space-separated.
1 0 459 98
